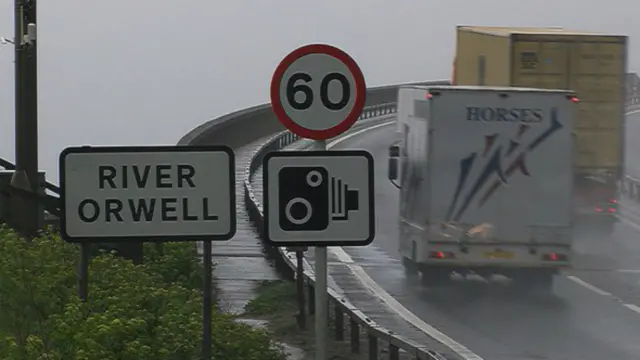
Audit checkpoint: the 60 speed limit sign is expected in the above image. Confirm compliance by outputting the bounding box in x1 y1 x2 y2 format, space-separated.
270 44 367 140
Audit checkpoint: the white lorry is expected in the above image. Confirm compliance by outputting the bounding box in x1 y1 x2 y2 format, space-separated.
387 85 577 290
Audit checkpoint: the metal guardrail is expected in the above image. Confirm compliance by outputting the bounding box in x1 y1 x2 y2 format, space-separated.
244 102 447 360
178 80 451 147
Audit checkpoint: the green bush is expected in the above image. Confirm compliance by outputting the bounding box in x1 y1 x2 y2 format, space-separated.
245 280 297 316
142 242 204 291
0 225 286 360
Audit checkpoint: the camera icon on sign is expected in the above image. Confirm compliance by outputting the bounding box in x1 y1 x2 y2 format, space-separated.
278 166 359 231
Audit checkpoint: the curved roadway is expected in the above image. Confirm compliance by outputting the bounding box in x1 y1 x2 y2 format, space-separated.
328 111 640 360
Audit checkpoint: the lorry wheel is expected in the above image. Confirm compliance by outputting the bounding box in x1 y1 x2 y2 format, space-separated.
420 267 452 287
402 257 419 276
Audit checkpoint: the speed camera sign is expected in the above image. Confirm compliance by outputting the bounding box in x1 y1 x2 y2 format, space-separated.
270 44 367 140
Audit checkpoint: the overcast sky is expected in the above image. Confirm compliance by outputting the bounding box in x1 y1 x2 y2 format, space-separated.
0 0 638 183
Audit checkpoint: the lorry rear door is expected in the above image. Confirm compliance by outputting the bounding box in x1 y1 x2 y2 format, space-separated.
511 36 626 173
568 41 625 172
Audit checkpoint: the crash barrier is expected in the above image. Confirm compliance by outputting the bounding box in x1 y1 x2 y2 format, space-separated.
244 103 448 360
177 80 450 147
0 158 61 228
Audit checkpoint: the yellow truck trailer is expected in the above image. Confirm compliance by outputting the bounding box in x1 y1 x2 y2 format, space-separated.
453 25 628 234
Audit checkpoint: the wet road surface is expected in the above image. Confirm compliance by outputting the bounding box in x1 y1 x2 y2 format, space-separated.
202 135 279 314
327 123 640 360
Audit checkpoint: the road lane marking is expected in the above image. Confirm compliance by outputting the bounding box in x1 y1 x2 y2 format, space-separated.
327 122 485 360
566 275 612 296
624 303 640 314
566 275 640 316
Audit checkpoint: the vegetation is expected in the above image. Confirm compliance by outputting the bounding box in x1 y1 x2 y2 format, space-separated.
0 225 286 360
244 279 373 360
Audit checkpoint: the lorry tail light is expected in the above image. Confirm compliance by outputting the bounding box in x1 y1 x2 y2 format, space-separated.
542 253 568 261
426 91 441 99
608 207 616 213
595 207 603 213
609 199 618 204
568 96 580 103
429 251 455 259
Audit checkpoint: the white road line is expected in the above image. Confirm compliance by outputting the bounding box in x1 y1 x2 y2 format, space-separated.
334 250 484 360
327 122 485 360
623 303 640 314
566 275 612 296
564 275 640 316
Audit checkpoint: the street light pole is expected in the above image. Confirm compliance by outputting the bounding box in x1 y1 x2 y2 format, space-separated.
11 0 39 235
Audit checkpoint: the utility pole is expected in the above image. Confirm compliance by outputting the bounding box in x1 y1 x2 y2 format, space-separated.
11 0 39 235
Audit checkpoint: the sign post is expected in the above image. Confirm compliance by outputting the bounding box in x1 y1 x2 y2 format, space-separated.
58 145 236 360
269 44 371 360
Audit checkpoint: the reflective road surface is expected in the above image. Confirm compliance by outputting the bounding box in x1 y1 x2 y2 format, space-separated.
329 114 640 360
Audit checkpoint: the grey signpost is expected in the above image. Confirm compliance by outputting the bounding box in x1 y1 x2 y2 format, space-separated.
269 43 373 360
58 145 236 360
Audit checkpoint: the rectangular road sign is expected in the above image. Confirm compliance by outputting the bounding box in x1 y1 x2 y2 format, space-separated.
59 145 236 243
263 150 374 247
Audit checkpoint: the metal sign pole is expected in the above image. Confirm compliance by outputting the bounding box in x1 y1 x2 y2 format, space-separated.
313 139 328 360
203 240 213 360
267 44 369 360
78 243 89 301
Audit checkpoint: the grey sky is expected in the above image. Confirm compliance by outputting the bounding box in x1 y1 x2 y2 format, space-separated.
1 0 638 184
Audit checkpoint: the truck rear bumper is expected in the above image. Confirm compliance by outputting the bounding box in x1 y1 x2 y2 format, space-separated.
417 242 572 271
418 262 567 278
421 260 570 268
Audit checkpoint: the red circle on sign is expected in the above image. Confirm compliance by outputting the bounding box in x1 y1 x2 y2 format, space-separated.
270 44 367 140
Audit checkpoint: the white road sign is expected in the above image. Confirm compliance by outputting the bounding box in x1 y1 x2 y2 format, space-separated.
59 146 236 242
270 44 367 140
262 150 374 246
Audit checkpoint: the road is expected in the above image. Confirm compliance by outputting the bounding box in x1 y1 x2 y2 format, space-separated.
328 120 640 360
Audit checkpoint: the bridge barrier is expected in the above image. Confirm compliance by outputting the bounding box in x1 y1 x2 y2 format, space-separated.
177 80 450 147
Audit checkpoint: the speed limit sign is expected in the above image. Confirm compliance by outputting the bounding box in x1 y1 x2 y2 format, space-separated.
270 44 367 140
